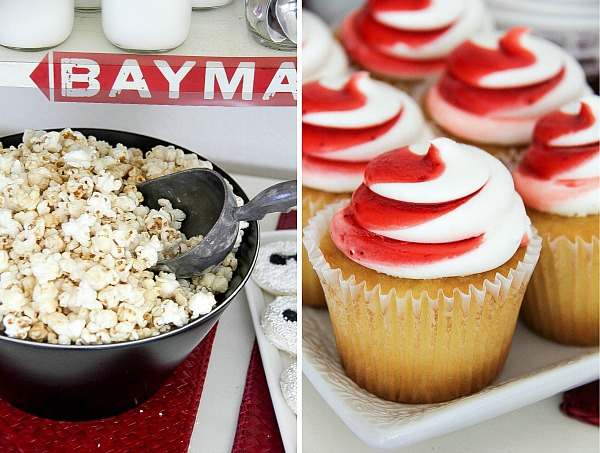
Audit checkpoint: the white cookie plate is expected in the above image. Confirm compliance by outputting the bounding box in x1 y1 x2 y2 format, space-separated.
246 229 297 453
303 306 599 450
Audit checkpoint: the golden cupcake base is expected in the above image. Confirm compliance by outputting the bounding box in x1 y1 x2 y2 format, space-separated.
302 186 351 308
304 201 542 403
521 209 599 346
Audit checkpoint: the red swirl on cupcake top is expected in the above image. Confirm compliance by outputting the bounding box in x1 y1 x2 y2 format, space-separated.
302 72 431 193
330 138 530 278
440 28 564 116
339 0 489 79
513 95 600 216
426 27 590 145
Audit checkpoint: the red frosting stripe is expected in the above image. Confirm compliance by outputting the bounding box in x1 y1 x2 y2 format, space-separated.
331 206 483 267
355 8 451 50
448 27 536 85
364 143 444 184
339 11 447 77
303 77 366 115
350 183 478 231
303 154 369 176
534 102 597 146
303 112 402 156
519 146 598 182
438 27 567 115
520 103 599 180
438 69 566 116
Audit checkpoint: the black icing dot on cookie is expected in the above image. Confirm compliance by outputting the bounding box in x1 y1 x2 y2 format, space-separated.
282 308 297 323
269 253 297 265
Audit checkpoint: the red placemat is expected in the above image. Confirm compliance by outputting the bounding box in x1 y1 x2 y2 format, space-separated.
232 342 286 453
276 210 297 231
0 324 218 453
232 211 297 452
561 380 599 426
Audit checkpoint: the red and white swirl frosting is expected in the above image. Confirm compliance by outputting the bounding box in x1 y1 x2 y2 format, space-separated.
303 10 349 84
514 95 600 216
303 72 432 193
330 137 531 278
427 27 590 145
339 0 490 79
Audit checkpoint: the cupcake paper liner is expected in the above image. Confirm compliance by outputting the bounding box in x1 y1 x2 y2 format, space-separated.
303 201 542 403
301 189 350 308
521 234 599 346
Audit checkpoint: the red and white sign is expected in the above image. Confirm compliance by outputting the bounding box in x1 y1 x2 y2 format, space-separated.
30 52 297 106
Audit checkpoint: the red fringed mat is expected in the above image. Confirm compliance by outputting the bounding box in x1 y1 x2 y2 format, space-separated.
0 324 218 453
276 209 297 231
232 341 285 453
561 380 600 426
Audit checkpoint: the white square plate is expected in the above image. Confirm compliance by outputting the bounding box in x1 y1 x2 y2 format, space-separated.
245 229 297 453
303 307 599 450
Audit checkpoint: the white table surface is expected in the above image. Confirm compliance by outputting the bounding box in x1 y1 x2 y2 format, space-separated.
302 375 599 453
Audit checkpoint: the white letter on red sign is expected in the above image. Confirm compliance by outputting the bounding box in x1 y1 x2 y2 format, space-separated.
109 59 151 98
263 62 296 101
154 60 196 99
61 58 101 97
204 62 255 101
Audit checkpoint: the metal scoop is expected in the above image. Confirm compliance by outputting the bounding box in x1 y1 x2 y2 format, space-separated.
275 0 297 44
137 168 297 277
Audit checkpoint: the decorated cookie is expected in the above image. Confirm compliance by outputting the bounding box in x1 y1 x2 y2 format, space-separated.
252 240 297 295
261 295 297 356
280 362 297 415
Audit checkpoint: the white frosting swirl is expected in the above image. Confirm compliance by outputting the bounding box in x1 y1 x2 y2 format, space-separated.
374 0 465 30
472 33 563 89
331 138 531 278
376 0 489 59
303 10 349 84
427 29 591 145
303 72 432 193
514 95 600 216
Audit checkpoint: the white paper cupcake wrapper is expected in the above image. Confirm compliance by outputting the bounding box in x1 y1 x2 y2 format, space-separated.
303 200 542 324
522 232 599 345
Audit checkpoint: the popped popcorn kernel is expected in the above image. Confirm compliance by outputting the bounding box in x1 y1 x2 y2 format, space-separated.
0 129 246 344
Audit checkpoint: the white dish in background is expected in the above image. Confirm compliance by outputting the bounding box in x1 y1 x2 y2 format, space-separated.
303 307 599 451
246 229 297 453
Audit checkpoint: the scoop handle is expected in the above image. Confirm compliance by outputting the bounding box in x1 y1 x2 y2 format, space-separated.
234 180 297 222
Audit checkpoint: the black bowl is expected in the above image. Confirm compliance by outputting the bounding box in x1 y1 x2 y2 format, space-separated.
0 129 259 420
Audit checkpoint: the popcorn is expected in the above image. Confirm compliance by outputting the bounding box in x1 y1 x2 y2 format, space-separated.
189 291 217 319
0 129 245 344
61 213 97 247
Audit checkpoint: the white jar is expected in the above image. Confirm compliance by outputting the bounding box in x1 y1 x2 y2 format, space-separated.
102 0 192 52
75 0 101 11
0 0 74 50
192 0 232 10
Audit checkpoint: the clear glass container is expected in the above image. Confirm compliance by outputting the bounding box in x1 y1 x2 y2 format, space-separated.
245 0 296 51
0 0 74 50
102 0 192 52
75 0 101 11
192 0 233 10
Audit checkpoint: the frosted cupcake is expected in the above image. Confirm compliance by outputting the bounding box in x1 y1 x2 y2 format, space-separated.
303 10 349 84
514 95 599 346
339 0 491 93
302 71 432 307
426 27 590 169
303 137 541 403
